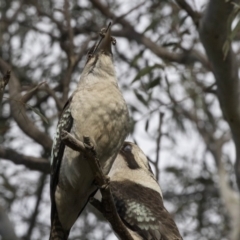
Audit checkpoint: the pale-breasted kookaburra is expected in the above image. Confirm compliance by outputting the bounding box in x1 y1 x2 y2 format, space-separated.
108 142 182 240
49 24 129 239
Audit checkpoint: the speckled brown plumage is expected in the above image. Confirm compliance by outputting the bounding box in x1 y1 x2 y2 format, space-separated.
110 181 182 240
108 142 182 240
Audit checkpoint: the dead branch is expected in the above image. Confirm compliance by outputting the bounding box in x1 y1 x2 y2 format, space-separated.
0 147 50 173
42 84 64 111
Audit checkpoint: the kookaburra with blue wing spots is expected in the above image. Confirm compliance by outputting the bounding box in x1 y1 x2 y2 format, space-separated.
108 142 182 240
49 23 129 240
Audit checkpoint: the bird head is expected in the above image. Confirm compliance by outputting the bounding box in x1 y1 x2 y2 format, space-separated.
108 142 162 196
88 23 113 59
119 142 154 173
82 22 116 78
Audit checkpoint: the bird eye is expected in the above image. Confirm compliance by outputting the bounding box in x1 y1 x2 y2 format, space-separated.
123 143 132 152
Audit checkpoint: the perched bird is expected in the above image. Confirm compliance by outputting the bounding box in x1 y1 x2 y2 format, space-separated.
50 23 129 239
108 142 182 240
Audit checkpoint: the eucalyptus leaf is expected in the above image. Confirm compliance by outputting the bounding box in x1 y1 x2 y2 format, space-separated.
132 64 164 83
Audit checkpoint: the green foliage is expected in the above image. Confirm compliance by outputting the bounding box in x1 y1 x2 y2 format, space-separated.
132 64 164 83
223 3 240 59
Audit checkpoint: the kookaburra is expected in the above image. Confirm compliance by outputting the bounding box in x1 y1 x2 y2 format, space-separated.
49 23 129 239
108 142 182 240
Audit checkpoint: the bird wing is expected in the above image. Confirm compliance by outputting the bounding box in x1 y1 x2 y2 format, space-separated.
50 96 73 226
110 180 182 240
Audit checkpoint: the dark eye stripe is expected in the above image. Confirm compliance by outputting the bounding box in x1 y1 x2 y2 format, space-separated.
120 143 140 170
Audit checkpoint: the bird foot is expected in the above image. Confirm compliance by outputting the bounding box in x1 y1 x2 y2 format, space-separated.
101 175 110 189
83 136 97 156
94 175 110 189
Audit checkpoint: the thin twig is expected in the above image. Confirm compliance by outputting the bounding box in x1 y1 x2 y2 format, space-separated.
113 1 147 24
42 84 64 111
64 0 74 58
24 174 47 240
175 0 201 27
155 112 164 181
21 81 46 104
61 130 134 240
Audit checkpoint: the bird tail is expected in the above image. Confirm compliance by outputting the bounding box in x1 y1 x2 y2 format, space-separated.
49 214 69 240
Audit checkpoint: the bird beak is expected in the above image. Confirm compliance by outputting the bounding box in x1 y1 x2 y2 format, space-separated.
91 22 112 55
86 23 113 63
98 23 112 54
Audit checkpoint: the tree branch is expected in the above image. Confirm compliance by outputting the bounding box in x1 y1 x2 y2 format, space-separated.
175 0 201 27
21 82 46 104
42 84 64 111
199 0 240 193
0 59 53 151
0 147 50 173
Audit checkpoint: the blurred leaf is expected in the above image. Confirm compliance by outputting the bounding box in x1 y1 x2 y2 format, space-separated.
145 119 149 132
134 90 148 106
165 166 184 177
223 4 240 59
147 77 161 89
129 104 139 113
26 105 49 124
130 49 144 67
132 64 164 83
179 15 188 27
143 17 160 33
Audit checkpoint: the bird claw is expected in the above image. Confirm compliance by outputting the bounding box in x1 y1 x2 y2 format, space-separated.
83 136 94 148
83 136 91 145
101 176 110 189
101 183 109 189
94 175 110 189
